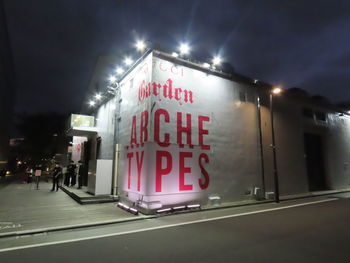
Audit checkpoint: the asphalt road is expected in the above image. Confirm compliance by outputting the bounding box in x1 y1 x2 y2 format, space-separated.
1 195 350 263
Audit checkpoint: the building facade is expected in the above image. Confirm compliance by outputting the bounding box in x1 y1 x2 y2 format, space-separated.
70 50 350 214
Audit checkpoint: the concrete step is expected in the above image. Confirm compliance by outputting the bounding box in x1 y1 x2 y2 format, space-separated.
59 186 118 205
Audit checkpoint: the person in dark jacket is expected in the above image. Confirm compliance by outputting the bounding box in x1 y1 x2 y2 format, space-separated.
51 163 62 191
77 161 85 189
67 161 77 186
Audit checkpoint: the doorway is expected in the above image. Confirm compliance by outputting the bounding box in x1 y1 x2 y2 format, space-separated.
304 133 327 191
82 140 91 186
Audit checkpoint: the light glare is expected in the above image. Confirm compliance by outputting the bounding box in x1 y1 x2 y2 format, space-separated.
88 100 95 107
272 87 282 94
187 204 200 208
212 56 222 65
124 57 133 66
203 62 210 68
115 67 124 75
179 43 190 55
95 93 102 100
109 76 116 83
135 40 146 51
157 208 171 213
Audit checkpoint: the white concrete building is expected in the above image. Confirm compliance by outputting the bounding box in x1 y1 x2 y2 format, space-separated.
69 50 350 214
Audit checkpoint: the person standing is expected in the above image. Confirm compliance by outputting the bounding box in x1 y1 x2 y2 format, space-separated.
34 164 42 190
77 161 85 189
25 166 31 183
27 167 33 183
51 163 62 191
68 161 77 186
63 164 69 186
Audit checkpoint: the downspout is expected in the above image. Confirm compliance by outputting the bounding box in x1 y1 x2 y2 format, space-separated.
111 84 121 197
257 95 266 197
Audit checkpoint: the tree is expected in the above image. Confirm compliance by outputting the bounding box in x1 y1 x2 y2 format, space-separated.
12 113 69 164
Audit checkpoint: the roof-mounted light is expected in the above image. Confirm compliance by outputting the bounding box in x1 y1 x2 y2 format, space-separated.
179 43 190 55
124 57 133 66
109 75 116 83
212 56 222 66
135 40 146 52
95 93 102 100
115 67 124 75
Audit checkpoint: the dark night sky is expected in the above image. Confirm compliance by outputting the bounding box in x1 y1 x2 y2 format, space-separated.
4 0 350 114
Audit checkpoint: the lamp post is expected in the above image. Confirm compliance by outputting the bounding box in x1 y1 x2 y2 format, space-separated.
270 87 282 203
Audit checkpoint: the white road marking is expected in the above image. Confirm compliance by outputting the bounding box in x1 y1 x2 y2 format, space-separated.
0 198 338 253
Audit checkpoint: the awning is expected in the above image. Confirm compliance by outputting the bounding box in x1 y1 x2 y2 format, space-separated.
66 126 98 137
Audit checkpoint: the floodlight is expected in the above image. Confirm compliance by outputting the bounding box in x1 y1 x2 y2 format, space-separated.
212 56 222 66
135 40 146 52
124 57 133 66
115 67 124 75
109 76 116 83
95 93 102 100
179 43 190 55
203 62 210 68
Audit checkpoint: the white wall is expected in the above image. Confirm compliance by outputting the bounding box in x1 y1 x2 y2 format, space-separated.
118 52 263 210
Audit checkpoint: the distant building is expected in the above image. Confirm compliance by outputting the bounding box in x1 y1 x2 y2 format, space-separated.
0 0 16 166
68 49 350 214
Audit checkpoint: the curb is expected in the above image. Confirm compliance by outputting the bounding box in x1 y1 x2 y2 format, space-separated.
0 214 156 239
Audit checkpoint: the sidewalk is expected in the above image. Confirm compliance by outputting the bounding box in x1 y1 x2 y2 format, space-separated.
0 179 144 237
1 177 349 239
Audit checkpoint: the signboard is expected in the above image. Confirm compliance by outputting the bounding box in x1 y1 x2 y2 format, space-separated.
118 52 262 211
70 114 94 128
71 136 87 163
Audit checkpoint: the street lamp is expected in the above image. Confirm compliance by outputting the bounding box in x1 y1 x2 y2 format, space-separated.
270 86 282 203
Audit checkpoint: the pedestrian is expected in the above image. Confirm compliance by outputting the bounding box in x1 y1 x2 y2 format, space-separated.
51 163 62 191
0 168 5 178
67 161 77 186
63 164 70 186
27 167 33 183
77 161 85 189
34 164 42 190
24 166 31 183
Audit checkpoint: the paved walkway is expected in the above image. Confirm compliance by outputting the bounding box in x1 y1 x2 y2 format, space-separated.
0 178 140 236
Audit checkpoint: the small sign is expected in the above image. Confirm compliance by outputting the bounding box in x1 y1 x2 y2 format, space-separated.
70 114 94 128
35 170 41 177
